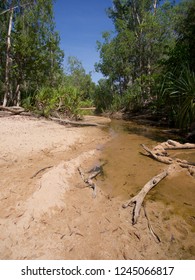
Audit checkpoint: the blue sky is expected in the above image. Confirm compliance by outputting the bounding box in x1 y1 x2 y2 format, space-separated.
54 0 114 83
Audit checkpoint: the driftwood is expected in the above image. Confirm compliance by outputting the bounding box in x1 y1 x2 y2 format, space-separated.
49 116 104 127
154 139 195 150
141 142 195 168
123 140 195 225
143 203 161 243
78 163 106 198
123 169 169 224
0 106 25 115
78 167 100 198
141 144 173 164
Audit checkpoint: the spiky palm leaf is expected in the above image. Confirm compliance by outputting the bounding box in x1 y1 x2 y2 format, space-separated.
162 66 195 129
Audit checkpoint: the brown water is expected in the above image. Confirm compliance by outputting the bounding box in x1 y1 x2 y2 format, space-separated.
98 120 195 232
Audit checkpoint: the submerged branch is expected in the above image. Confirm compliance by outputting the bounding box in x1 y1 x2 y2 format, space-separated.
123 140 195 225
123 169 169 224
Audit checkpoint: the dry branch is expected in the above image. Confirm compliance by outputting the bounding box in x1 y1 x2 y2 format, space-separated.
187 166 195 177
49 116 104 127
141 143 195 167
141 144 173 164
143 204 161 243
31 166 53 179
123 140 195 225
160 139 195 150
123 169 169 224
78 167 100 198
0 106 25 115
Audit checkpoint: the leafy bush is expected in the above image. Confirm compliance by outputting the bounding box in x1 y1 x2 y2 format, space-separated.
35 85 83 119
93 79 113 113
161 66 195 130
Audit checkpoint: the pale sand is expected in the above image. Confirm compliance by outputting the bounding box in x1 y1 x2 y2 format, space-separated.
0 115 194 259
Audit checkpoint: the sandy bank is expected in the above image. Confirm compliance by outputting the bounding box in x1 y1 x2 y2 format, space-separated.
0 115 194 260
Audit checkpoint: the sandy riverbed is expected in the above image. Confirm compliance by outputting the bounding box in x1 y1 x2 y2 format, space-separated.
0 115 194 259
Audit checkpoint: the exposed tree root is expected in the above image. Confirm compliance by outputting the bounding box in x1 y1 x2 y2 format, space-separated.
123 140 195 225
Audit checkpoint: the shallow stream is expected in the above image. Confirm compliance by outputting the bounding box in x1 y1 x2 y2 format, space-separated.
97 120 195 231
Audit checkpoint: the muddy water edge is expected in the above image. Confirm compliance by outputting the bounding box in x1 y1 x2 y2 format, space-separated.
96 119 195 258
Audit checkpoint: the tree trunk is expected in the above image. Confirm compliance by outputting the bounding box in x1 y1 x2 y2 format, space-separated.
15 84 21 107
153 0 157 15
3 8 13 107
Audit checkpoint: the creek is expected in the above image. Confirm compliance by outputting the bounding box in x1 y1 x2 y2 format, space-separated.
97 119 195 232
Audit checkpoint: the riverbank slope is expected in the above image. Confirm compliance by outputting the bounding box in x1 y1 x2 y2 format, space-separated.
0 115 194 259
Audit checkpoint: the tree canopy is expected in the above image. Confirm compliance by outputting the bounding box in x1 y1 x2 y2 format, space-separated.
0 0 64 106
95 0 195 130
0 0 194 130
0 0 95 119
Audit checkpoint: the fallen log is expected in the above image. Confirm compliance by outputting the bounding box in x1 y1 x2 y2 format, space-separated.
160 139 195 150
49 116 104 127
0 106 25 115
141 143 195 167
141 144 173 164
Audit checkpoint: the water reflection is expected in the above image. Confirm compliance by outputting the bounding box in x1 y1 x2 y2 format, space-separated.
110 119 181 142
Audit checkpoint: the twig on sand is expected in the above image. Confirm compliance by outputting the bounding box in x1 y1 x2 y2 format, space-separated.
31 166 53 179
143 203 161 243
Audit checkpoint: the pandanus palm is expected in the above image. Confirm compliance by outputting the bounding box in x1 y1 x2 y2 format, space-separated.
162 66 195 130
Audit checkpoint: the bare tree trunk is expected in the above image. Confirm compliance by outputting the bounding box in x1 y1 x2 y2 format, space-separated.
15 84 21 107
3 8 13 107
153 0 157 15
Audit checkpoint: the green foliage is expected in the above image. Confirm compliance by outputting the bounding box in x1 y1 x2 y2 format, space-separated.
93 78 143 113
160 66 195 130
93 79 113 113
10 51 95 118
22 94 36 111
95 0 195 132
79 99 94 108
0 0 64 106
35 86 83 119
65 56 96 101
96 0 179 112
155 0 195 130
